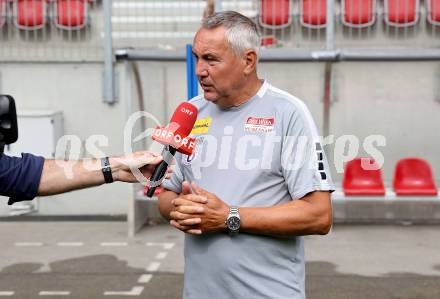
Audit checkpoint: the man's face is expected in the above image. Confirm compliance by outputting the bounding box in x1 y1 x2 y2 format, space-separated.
192 27 247 105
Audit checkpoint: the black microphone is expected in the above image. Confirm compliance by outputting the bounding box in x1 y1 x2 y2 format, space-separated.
146 102 198 197
0 95 18 154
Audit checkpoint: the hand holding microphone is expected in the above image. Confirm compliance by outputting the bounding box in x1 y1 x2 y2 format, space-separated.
112 151 173 183
146 102 198 197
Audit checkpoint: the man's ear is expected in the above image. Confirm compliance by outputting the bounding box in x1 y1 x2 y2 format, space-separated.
243 50 258 76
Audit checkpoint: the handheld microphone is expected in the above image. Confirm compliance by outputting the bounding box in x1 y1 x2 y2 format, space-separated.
146 102 198 197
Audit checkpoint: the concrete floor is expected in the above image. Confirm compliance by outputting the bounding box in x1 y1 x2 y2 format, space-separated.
0 222 439 298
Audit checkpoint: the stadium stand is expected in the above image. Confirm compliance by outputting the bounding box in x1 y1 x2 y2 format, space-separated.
2 0 439 55
426 0 440 25
13 0 48 30
341 0 376 28
393 158 438 196
301 0 327 28
259 0 292 28
53 0 90 30
384 0 420 27
343 158 386 196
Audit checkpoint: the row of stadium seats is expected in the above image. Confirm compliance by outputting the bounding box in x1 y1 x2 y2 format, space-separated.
0 0 93 30
260 0 440 29
146 158 439 198
343 158 438 196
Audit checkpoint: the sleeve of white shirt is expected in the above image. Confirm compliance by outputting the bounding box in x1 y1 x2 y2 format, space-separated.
280 100 335 200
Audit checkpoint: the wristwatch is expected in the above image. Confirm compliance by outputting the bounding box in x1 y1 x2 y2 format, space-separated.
225 206 240 235
101 157 114 184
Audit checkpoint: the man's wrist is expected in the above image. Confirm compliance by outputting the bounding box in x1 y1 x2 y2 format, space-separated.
108 157 122 182
221 204 230 232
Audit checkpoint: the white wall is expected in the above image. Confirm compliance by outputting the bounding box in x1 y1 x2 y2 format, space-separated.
0 62 132 216
1 59 439 215
331 62 440 182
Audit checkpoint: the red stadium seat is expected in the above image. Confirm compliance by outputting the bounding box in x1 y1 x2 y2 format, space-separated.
0 0 7 29
426 0 440 25
261 36 277 46
384 0 420 27
393 158 438 196
343 158 386 196
342 0 376 28
13 0 48 30
54 0 89 30
301 0 327 29
259 0 292 29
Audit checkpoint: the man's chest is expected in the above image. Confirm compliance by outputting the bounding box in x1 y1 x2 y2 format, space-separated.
180 107 284 176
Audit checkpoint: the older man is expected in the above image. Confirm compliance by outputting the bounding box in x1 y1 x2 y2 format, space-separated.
159 11 334 299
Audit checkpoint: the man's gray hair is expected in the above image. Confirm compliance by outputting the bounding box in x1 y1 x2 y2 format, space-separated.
201 11 261 58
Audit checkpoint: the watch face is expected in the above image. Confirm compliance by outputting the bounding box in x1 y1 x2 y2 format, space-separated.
227 216 240 231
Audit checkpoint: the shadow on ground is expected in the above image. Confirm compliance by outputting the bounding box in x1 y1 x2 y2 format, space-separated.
1 257 439 298
307 261 440 299
0 254 182 299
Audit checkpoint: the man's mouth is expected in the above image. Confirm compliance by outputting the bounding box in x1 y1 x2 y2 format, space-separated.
200 82 213 90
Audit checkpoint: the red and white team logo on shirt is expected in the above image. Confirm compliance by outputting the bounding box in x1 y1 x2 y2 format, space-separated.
244 117 275 133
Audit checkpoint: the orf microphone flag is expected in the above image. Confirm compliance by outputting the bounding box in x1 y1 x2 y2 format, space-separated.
146 102 198 197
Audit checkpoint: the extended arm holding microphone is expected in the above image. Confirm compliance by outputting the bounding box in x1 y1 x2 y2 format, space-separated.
38 151 164 196
0 94 172 205
2 151 168 205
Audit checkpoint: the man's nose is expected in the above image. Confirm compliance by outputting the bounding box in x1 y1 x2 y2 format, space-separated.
195 60 208 77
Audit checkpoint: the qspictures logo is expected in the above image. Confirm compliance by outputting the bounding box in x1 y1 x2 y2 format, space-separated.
53 111 387 184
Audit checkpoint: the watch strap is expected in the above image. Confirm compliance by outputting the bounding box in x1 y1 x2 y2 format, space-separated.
227 206 240 234
230 206 239 216
101 157 114 184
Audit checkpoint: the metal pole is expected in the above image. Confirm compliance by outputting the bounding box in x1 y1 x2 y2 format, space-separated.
326 0 335 51
186 44 198 100
323 63 332 138
115 48 440 62
324 1 335 160
186 44 193 100
103 0 116 104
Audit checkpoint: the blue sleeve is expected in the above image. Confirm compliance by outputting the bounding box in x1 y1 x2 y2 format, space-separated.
0 153 45 204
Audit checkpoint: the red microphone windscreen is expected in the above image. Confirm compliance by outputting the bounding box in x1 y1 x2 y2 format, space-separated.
168 102 198 137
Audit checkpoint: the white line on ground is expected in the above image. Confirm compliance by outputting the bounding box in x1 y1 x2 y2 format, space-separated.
104 286 144 296
137 274 153 284
14 242 43 247
163 243 174 250
146 242 175 250
100 242 128 247
56 242 84 247
155 252 168 260
0 292 14 296
39 291 70 296
146 262 161 272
